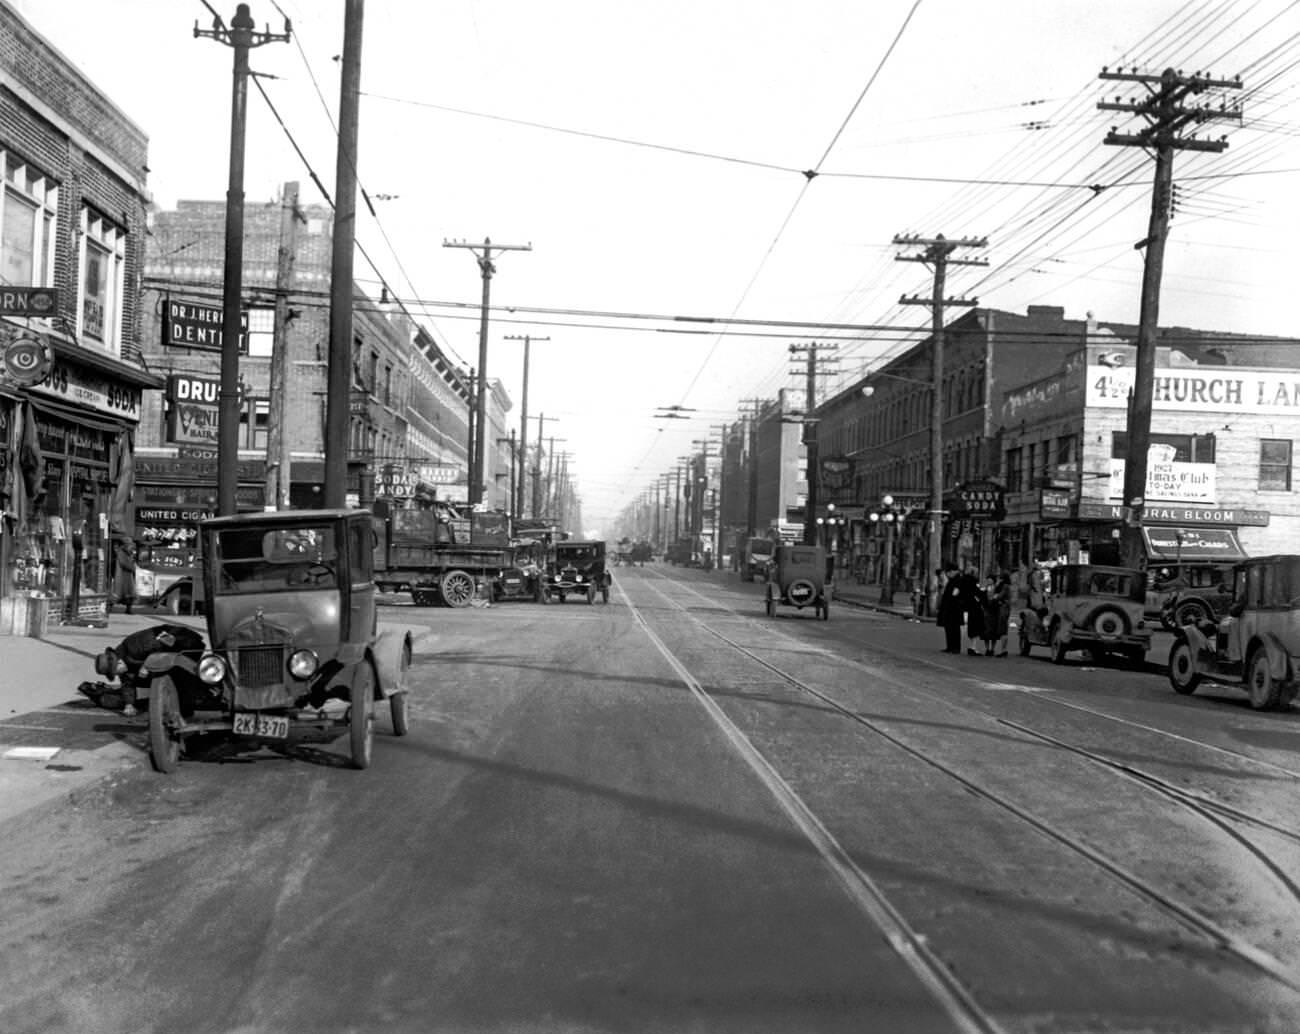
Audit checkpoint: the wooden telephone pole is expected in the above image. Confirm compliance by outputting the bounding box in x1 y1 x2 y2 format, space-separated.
264 180 300 510
443 238 532 505
788 342 839 545
1099 67 1242 566
894 233 986 608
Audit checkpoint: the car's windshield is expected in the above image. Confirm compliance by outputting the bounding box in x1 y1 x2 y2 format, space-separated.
213 525 338 594
558 546 599 565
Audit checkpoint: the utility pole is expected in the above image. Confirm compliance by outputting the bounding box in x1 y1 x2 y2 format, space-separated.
264 180 300 510
531 412 558 518
738 398 764 538
504 333 548 516
196 3 291 515
788 342 840 546
321 0 364 508
464 368 476 502
1099 67 1242 566
895 233 987 611
443 238 532 505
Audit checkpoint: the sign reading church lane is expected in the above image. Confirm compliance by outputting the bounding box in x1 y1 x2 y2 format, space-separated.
164 299 247 350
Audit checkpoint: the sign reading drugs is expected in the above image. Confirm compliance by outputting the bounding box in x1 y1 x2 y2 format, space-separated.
166 373 220 445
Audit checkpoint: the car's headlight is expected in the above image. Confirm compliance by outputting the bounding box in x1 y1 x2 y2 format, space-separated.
576 574 584 582
198 653 227 685
289 649 319 679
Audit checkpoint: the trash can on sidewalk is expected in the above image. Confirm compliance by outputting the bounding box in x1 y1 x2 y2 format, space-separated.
26 593 51 639
0 592 51 638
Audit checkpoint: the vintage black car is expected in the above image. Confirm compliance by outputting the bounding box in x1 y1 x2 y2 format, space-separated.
764 543 830 620
1168 554 1300 710
543 540 611 603
136 509 413 772
1018 563 1150 666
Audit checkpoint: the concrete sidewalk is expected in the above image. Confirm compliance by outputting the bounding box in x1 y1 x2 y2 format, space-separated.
0 605 206 823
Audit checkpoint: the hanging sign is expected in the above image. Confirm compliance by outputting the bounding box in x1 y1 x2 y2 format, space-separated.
2 331 54 386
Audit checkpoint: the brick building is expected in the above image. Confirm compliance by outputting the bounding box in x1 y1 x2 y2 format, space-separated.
136 194 490 574
813 305 1300 597
0 0 161 628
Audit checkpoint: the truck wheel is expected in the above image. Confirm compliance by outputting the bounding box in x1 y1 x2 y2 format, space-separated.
148 675 183 774
586 585 596 604
440 570 476 608
349 661 375 769
1247 650 1282 710
1168 639 1201 695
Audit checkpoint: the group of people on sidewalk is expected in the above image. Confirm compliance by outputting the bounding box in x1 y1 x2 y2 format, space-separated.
934 564 1012 657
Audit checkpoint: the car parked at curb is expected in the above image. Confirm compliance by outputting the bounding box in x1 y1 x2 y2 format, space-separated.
1168 553 1300 711
1018 563 1150 667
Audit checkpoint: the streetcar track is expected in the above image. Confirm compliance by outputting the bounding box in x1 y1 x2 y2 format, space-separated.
629 568 1300 994
647 566 1300 783
621 586 1009 1034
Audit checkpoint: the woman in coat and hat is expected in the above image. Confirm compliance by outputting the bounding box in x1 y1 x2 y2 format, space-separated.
112 539 138 615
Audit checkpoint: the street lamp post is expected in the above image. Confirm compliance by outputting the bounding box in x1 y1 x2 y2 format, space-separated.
869 494 900 607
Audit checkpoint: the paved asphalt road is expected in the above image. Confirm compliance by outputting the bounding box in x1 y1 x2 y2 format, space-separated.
1 565 1298 1033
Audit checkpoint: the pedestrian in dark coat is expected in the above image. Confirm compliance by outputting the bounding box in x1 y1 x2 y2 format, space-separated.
935 564 964 654
112 539 137 614
960 568 986 655
984 571 1012 656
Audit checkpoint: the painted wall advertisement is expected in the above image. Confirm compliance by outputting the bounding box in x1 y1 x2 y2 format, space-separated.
1087 364 1300 414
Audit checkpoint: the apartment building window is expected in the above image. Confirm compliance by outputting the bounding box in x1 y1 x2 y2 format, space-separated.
1111 432 1216 463
1260 439 1292 491
384 363 393 407
241 399 269 450
80 207 126 351
245 306 274 357
0 154 57 288
1006 447 1023 493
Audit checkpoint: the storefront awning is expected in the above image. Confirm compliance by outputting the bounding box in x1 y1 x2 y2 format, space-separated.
1142 526 1247 562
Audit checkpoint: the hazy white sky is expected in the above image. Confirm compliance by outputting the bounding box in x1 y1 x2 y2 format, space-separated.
23 1 1300 532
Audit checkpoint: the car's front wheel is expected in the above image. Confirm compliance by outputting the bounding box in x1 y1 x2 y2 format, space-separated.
1247 650 1282 710
148 675 183 774
1168 639 1201 695
349 661 375 769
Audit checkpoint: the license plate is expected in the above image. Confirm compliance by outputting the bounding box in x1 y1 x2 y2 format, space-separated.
232 713 290 739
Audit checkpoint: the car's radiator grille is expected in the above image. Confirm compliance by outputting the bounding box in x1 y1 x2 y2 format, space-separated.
237 646 284 687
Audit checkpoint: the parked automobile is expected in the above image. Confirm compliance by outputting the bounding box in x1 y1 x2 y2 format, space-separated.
764 543 830 620
1168 554 1300 710
1018 563 1150 667
136 509 413 773
1145 561 1236 630
744 537 776 582
543 540 611 603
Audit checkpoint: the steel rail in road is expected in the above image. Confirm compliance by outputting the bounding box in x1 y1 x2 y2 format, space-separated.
621 586 1010 1034
630 567 1300 996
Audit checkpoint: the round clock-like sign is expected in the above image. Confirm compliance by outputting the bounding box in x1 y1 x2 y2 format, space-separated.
2 332 54 386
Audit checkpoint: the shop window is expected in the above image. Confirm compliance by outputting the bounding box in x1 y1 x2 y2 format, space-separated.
1260 439 1292 491
0 154 57 288
79 208 126 352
